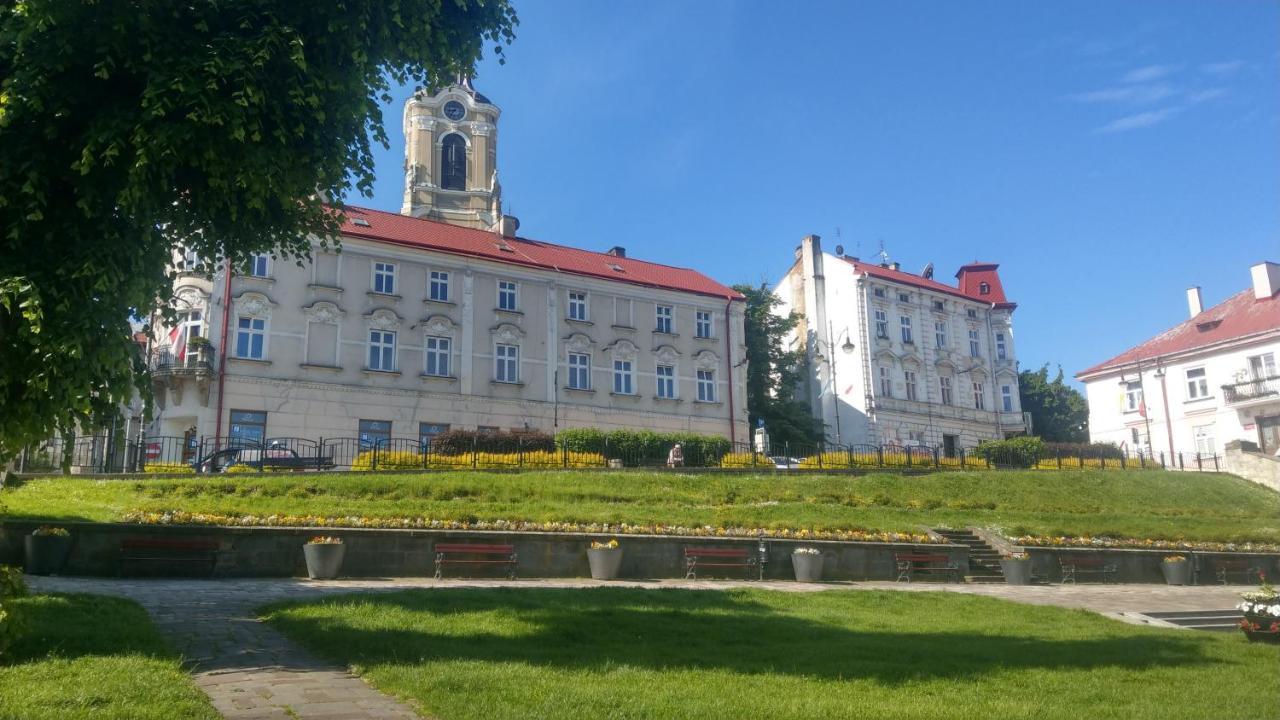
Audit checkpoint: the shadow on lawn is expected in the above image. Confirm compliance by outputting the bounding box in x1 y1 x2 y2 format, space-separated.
3 593 172 665
264 588 1228 684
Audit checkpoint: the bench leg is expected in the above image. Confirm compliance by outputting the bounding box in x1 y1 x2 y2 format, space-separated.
1061 567 1075 585
434 554 443 581
685 559 697 580
507 560 517 581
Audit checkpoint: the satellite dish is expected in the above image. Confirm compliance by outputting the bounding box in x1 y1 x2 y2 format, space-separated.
921 262 934 279
835 244 844 256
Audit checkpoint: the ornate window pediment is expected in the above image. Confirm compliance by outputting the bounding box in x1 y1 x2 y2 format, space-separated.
564 332 594 354
607 339 638 362
872 348 898 364
654 344 681 366
233 291 273 319
421 314 458 336
366 308 402 331
694 350 719 371
304 301 343 324
174 287 208 312
491 322 525 345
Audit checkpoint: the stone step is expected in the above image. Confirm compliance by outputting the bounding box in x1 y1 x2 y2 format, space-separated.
965 575 1007 584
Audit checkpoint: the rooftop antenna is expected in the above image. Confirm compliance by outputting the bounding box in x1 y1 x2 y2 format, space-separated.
833 226 844 256
876 239 891 267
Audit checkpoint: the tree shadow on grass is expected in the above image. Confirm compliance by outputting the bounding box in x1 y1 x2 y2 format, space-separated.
3 593 174 666
262 587 1231 684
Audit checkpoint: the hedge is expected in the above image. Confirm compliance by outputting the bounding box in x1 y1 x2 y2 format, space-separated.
556 428 731 467
428 430 555 455
973 437 1045 468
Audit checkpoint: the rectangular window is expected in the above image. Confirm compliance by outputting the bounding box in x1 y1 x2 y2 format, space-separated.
372 262 396 295
900 316 913 344
966 308 978 319
424 336 451 377
898 292 910 303
655 305 673 333
497 280 518 311
1247 353 1276 379
932 300 945 312
1001 385 1014 412
429 270 450 302
235 316 265 359
656 364 675 399
905 370 918 401
358 419 391 450
873 287 886 298
495 343 519 383
996 332 1008 360
940 377 953 405
879 367 892 397
973 382 985 410
1193 424 1215 456
697 369 716 402
419 422 449 448
1185 367 1208 400
613 360 634 394
368 330 397 371
248 253 269 278
695 310 713 338
228 410 267 447
1125 382 1143 412
874 310 888 338
567 352 591 390
968 329 980 357
614 298 632 326
1131 428 1141 446
934 321 947 348
568 291 588 321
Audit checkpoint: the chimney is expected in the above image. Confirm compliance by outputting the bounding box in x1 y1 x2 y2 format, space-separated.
1186 287 1203 318
1251 261 1280 300
890 261 900 271
606 246 626 258
498 214 520 238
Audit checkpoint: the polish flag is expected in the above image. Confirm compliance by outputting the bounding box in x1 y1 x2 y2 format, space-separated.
1138 399 1147 418
168 324 187 362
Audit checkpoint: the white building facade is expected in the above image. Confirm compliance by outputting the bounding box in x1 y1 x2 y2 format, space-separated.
774 235 1026 454
1078 262 1280 459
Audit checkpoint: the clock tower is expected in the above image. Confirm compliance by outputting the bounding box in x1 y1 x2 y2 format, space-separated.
401 77 502 230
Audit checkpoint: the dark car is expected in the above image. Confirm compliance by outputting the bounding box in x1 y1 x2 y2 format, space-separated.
193 443 334 473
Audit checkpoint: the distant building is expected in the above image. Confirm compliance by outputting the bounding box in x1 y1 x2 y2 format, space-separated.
774 235 1026 454
1077 262 1280 458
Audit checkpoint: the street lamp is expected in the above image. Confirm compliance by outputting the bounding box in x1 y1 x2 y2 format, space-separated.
813 322 856 445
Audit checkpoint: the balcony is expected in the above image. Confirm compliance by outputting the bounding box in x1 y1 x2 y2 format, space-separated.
149 344 216 407
1222 374 1280 406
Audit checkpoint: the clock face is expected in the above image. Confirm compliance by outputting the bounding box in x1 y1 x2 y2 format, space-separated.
443 101 466 121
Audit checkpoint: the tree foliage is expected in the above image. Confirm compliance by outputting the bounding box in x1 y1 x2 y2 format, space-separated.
733 283 823 446
0 1 517 460
1018 365 1089 443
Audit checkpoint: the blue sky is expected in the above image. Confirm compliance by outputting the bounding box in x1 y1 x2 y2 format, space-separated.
357 1 1280 385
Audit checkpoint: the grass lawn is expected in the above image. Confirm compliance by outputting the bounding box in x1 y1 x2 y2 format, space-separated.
4 469 1278 543
0 593 217 720
262 587 1279 720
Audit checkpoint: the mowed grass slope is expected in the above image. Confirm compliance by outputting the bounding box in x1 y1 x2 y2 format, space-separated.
5 469 1278 542
0 594 218 720
262 587 1280 720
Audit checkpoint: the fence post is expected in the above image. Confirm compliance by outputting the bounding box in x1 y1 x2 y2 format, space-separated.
877 444 884 467
1178 453 1184 470
1139 453 1145 469
518 437 524 469
783 441 790 469
817 441 824 469
372 442 379 472
959 448 966 469
472 433 478 469
1078 451 1084 469
933 447 940 470
562 443 568 469
1212 454 1219 472
1195 453 1202 471
847 445 853 470
905 447 912 469
1159 451 1165 469
1120 453 1126 470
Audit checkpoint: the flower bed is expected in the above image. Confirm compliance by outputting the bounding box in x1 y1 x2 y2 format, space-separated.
350 450 606 470
142 462 195 474
1014 535 1280 553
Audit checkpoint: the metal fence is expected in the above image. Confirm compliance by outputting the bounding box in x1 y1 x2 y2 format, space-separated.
14 434 1225 475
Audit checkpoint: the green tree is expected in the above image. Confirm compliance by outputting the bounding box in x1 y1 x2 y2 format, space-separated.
733 283 823 447
0 1 517 460
1018 364 1089 442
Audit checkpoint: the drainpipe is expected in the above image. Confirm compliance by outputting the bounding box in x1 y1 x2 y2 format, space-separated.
724 297 738 446
1156 360 1175 458
213 259 233 442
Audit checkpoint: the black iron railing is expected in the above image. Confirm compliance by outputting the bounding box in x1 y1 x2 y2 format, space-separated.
1222 374 1280 404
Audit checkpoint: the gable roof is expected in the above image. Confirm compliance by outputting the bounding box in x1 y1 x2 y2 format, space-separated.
840 257 1015 308
1077 288 1280 379
336 205 743 301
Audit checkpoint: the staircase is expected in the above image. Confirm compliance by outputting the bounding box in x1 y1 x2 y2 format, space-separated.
933 528 1005 583
1138 610 1243 632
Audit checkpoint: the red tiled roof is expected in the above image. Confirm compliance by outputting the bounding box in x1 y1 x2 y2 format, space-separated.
335 205 743 301
1077 288 1280 379
840 257 1016 307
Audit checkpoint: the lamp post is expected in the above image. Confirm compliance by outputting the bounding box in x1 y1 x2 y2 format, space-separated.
813 321 856 445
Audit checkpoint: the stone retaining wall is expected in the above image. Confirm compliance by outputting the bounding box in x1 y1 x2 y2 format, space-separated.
1022 546 1280 585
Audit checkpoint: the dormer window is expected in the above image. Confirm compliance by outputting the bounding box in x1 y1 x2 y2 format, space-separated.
979 282 991 295
441 133 467 191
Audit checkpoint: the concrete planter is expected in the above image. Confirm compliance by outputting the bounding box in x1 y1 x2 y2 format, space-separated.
1241 612 1280 644
303 542 346 579
587 548 624 580
792 552 824 582
24 534 72 575
1161 559 1191 586
999 558 1033 585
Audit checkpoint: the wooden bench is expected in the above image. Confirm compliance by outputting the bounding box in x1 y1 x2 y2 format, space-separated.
433 543 517 580
1058 556 1117 584
119 538 221 577
1215 559 1262 585
684 546 760 580
894 553 959 583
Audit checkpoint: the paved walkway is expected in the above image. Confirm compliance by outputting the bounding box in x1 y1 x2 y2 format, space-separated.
26 576 1248 719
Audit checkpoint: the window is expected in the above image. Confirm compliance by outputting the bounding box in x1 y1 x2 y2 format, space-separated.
979 282 991 295
968 328 980 357
429 271 450 302
424 336 451 377
614 298 633 326
497 280 518 311
655 304 673 333
696 310 713 338
656 365 675 399
568 291 588 321
1185 367 1208 400
697 369 716 402
1125 382 1143 412
358 419 391 450
898 292 910 303
934 321 947 349
900 316 913 344
879 367 892 397
1001 385 1014 412
248 253 269 278
372 262 396 295
905 371 918 401
940 377 953 405
441 133 467 191
235 316 266 359
419 422 449 448
873 287 885 298
568 352 591 390
368 329 397 371
932 300 945 312
229 410 267 446
996 332 1008 360
973 382 985 410
874 310 888 338
966 308 978 319
495 343 519 383
180 248 206 273
1131 428 1141 446
1248 353 1277 379
613 360 634 394
1193 424 1215 456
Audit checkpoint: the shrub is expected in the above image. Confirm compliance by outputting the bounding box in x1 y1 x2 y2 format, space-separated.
1042 441 1125 460
0 565 26 660
142 461 194 474
429 430 555 455
973 437 1045 469
557 428 730 467
719 451 772 468
352 450 425 471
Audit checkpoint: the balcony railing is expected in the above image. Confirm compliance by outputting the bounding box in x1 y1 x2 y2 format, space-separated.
149 344 216 374
1222 374 1280 405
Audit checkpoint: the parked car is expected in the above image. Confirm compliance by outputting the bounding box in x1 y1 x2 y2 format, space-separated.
193 443 334 473
769 456 805 470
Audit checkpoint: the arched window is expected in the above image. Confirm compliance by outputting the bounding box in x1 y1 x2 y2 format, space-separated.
441 134 467 191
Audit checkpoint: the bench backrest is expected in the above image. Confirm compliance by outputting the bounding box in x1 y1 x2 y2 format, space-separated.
685 547 751 558
434 543 515 555
1059 557 1111 567
121 539 219 551
895 554 950 563
1216 559 1257 569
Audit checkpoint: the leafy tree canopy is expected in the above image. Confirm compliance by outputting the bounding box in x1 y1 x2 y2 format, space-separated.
1018 364 1089 443
0 1 517 460
733 283 823 447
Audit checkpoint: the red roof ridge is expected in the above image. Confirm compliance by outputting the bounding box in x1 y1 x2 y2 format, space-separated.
842 257 1014 306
